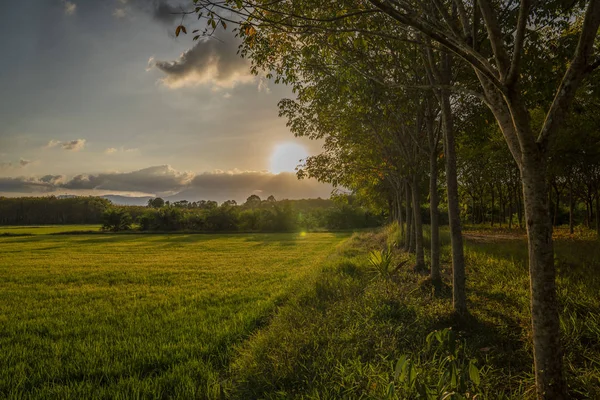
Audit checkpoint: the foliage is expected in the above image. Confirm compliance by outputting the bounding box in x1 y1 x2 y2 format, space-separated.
0 196 110 225
388 328 483 399
101 208 132 232
368 244 395 280
222 226 599 398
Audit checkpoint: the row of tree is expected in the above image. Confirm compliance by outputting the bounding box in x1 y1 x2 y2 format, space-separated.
0 195 380 231
180 0 600 397
104 197 381 232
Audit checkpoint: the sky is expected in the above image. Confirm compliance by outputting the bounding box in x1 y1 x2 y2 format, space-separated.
0 0 332 202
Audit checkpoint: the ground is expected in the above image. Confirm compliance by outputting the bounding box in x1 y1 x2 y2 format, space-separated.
0 225 598 399
0 229 348 399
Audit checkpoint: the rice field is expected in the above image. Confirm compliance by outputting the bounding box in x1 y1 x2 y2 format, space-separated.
0 231 349 399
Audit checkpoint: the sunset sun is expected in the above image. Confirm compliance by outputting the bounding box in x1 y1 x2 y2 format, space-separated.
269 142 309 174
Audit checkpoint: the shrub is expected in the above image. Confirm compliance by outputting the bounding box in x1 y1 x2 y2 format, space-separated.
101 208 132 232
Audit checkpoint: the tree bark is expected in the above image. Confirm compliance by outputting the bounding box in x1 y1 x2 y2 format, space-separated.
508 188 513 229
518 192 523 228
521 157 565 399
569 180 574 234
554 183 560 227
440 80 467 316
397 187 404 242
429 135 441 283
491 185 495 227
405 180 413 252
413 174 425 270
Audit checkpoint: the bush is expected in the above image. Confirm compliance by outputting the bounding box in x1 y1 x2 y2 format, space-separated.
101 208 132 232
204 206 239 231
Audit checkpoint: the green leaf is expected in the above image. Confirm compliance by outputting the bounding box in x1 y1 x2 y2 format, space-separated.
394 355 407 381
469 362 481 386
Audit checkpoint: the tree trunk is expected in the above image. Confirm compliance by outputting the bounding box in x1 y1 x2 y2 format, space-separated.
509 188 513 229
491 185 495 227
405 180 413 252
397 188 404 243
499 184 504 227
429 142 441 283
518 192 524 228
586 197 592 229
521 157 565 399
440 81 467 316
413 174 425 270
569 180 574 234
554 183 560 227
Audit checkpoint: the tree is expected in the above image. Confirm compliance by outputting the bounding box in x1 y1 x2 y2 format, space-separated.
147 197 165 208
245 194 262 208
101 208 132 232
180 1 600 396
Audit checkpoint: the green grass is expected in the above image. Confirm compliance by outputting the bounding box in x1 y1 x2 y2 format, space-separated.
0 232 348 399
1 225 597 399
220 226 599 399
0 225 101 235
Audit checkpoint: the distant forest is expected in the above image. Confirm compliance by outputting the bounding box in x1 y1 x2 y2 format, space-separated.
0 195 383 232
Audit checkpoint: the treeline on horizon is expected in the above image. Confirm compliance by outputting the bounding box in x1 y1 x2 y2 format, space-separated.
0 194 383 232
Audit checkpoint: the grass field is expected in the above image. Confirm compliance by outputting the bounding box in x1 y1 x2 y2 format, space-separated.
0 225 101 235
219 226 600 399
0 231 348 399
1 226 598 399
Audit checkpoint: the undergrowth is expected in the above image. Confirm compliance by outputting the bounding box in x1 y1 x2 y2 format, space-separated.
220 224 599 399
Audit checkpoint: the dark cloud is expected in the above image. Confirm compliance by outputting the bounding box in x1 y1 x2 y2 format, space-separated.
0 176 64 193
62 165 193 195
150 28 253 89
0 166 332 201
153 1 181 25
19 159 32 167
171 170 332 202
125 0 185 25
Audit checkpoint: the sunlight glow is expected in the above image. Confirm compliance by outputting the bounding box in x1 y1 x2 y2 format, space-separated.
269 143 309 174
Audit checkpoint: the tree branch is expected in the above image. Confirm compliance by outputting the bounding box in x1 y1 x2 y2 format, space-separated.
537 0 600 149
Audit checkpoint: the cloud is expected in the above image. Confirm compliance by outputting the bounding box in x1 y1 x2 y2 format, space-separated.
47 139 86 151
125 0 184 25
152 1 181 25
63 1 76 15
113 8 127 18
62 139 86 151
0 166 333 201
61 165 194 195
0 176 64 193
0 159 34 171
177 170 332 202
150 29 254 89
104 147 139 155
